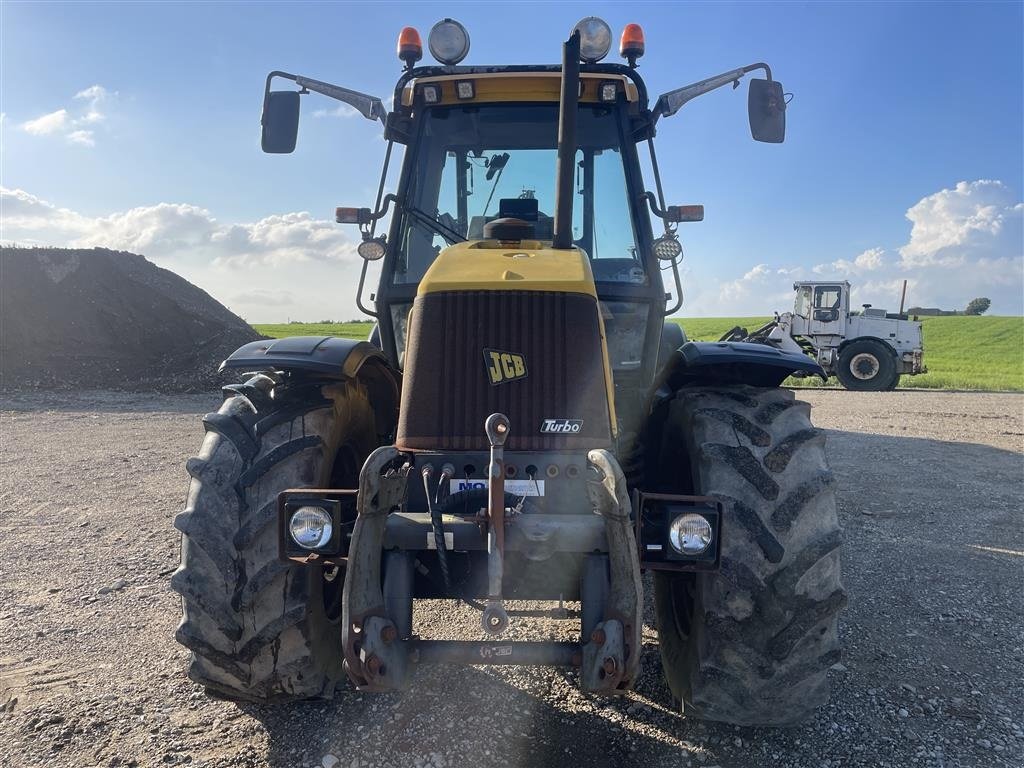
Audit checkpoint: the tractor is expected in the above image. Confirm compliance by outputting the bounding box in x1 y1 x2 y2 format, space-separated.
721 280 926 391
172 17 845 725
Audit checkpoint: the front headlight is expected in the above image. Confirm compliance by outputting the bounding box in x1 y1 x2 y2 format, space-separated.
669 513 713 555
288 506 333 550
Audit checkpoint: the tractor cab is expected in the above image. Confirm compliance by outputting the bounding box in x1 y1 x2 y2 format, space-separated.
258 19 789 441
380 68 662 387
792 280 851 337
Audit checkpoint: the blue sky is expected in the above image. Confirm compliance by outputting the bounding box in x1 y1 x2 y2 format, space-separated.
2 1 1022 321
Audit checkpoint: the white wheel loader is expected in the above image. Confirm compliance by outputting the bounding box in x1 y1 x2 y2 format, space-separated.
721 281 926 391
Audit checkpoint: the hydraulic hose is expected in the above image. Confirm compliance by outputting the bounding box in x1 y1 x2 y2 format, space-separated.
422 465 452 593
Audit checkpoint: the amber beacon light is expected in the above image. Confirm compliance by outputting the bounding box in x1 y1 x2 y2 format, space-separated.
398 27 423 70
620 23 645 67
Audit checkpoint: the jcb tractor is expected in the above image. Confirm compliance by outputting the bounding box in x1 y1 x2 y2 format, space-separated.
172 17 845 725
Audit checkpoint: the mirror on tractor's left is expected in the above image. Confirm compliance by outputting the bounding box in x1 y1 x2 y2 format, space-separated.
748 78 786 144
262 91 300 154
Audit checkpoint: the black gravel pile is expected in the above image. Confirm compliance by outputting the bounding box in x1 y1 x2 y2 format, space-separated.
1 247 262 392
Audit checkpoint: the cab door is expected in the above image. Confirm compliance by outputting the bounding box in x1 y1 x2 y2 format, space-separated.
809 284 845 336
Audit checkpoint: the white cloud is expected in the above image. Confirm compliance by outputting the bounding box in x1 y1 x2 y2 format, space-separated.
22 109 69 135
899 180 1022 267
814 246 886 276
720 263 771 302
0 186 356 269
18 85 115 147
74 85 108 101
1 186 89 232
1 187 368 322
232 289 295 307
74 84 110 125
312 104 360 119
66 130 95 147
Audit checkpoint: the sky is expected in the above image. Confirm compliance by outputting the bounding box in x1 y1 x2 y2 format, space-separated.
2 1 1022 322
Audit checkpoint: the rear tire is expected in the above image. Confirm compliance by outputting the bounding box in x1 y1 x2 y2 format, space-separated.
651 385 845 725
171 373 377 701
835 339 898 391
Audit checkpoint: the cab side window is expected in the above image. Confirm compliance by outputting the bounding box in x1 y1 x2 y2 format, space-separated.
813 286 842 310
812 286 843 323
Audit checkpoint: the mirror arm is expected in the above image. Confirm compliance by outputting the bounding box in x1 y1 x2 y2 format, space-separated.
355 258 377 318
665 255 684 316
367 194 399 224
641 191 672 223
266 70 388 124
653 62 773 124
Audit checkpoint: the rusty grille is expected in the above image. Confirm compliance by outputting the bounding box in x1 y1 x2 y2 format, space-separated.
397 290 612 452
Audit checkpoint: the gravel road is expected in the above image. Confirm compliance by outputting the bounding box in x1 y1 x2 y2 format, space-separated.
1 389 1021 768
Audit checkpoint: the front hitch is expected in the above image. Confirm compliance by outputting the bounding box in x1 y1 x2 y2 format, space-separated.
341 446 411 691
581 449 643 693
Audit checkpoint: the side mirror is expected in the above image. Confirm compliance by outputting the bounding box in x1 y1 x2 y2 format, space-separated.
261 91 300 154
748 79 785 144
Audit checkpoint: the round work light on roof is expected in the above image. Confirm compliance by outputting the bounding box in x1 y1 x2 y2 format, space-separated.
571 16 612 63
428 18 471 65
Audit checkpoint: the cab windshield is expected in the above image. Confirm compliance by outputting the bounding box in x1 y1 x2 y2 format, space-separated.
393 103 643 285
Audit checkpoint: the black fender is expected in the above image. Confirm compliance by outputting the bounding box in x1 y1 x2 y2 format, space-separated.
220 335 402 435
656 340 825 391
221 335 388 378
657 322 687 370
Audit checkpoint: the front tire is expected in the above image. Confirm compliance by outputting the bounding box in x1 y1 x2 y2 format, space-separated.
171 373 377 701
651 386 846 725
835 339 898 391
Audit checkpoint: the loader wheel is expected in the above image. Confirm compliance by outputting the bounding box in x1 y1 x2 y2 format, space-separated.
835 339 898 391
171 373 378 702
651 385 845 725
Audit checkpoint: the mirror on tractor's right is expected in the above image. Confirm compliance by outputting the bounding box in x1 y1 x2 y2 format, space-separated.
748 78 786 143
262 91 301 154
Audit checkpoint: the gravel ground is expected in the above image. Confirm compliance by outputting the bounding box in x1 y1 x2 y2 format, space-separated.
0 389 1021 768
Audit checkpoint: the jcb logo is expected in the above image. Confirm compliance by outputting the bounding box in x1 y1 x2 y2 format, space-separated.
484 348 527 385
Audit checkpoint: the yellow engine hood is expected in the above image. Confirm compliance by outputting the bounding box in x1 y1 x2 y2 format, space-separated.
417 241 597 297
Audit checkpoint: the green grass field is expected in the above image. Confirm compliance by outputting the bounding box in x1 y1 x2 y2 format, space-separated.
255 322 375 340
254 316 1024 392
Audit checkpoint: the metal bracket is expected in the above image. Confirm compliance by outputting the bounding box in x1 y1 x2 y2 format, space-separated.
341 446 411 691
581 449 642 693
653 62 773 123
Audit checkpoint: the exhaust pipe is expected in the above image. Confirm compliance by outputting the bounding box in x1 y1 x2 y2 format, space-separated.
552 30 581 250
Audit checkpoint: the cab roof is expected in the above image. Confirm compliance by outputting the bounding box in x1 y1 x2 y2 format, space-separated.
393 63 649 112
401 71 640 108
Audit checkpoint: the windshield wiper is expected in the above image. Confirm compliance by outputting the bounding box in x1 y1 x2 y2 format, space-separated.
404 206 466 244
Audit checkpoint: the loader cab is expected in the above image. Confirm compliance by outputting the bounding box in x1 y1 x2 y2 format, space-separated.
793 281 849 337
